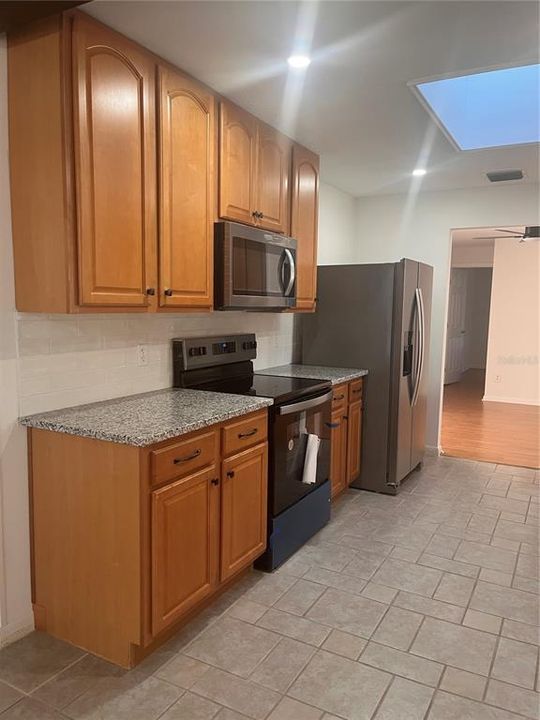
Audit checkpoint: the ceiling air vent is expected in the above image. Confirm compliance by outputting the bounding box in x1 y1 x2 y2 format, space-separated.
486 169 524 183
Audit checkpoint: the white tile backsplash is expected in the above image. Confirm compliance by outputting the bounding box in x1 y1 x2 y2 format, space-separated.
17 312 299 416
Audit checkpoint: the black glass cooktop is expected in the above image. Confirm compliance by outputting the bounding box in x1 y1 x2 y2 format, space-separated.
189 373 330 404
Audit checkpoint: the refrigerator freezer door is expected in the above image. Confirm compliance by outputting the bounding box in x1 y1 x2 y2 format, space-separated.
411 262 433 470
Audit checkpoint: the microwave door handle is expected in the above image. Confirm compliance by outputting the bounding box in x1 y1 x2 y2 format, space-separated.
283 248 296 296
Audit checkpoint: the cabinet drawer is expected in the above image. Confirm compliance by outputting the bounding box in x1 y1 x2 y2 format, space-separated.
222 412 267 457
151 429 218 486
331 384 348 412
349 379 364 403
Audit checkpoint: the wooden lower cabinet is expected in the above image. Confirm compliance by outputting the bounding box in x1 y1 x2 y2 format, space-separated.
221 444 268 581
29 409 268 668
151 465 219 635
330 379 364 498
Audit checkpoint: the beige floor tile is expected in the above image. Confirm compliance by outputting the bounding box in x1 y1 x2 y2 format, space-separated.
0 697 69 720
463 608 502 635
338 537 393 557
434 574 475 607
298 542 358 571
341 552 385 580
256 608 331 647
440 667 487 701
244 574 298 607
470 581 540 625
159 691 220 719
516 553 540 580
390 547 423 563
361 583 398 604
494 520 539 546
227 599 268 624
393 590 465 623
267 696 323 719
371 607 424 651
479 569 514 587
215 709 251 720
249 637 314 693
411 617 497 675
371 558 443 597
185 617 280 678
418 553 479 579
501 619 540 646
303 567 368 596
288 650 391 720
0 681 23 714
512 575 539 594
306 588 388 638
274 580 327 616
454 541 517 574
423 534 462 560
481 495 530 516
485 679 540 719
373 676 433 719
429 690 523 719
491 637 538 689
155 654 210 689
191 667 281 720
373 524 438 552
274 556 312 578
322 629 366 660
0 631 85 693
360 641 443 687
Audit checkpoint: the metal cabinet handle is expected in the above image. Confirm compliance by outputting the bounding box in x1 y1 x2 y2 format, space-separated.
326 422 340 429
164 289 173 297
238 428 258 439
334 394 345 401
146 288 156 296
173 449 201 464
226 470 235 478
211 478 219 486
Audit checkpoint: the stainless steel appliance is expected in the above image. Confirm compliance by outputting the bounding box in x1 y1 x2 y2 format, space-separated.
302 259 433 494
214 221 297 310
172 334 332 570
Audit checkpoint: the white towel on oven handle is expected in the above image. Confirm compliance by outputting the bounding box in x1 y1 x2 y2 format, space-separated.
302 433 320 485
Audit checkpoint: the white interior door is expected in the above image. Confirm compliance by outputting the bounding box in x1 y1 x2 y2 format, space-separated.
445 268 467 384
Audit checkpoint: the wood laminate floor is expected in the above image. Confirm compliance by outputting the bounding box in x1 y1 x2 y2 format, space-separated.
441 369 540 469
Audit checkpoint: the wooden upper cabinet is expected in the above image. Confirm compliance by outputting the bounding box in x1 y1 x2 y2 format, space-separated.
221 443 267 581
158 66 215 310
152 465 219 634
72 15 157 307
291 144 319 311
255 123 290 233
219 101 257 225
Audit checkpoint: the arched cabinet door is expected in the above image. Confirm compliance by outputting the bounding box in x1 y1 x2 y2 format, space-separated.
158 66 215 309
291 144 319 311
256 122 290 233
72 15 157 307
219 101 257 225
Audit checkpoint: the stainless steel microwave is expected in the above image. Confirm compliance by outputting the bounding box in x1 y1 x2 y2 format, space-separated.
214 221 297 310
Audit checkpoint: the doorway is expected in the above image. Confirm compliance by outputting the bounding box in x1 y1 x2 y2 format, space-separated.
441 226 540 469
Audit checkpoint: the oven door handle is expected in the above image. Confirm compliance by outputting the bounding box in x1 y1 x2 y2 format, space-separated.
276 390 333 416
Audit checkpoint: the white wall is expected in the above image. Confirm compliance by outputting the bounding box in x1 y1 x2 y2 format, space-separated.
354 184 540 448
464 268 492 371
318 181 358 265
484 238 540 405
452 242 494 268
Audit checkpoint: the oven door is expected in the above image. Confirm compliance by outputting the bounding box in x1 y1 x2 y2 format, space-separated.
215 221 296 310
270 390 332 516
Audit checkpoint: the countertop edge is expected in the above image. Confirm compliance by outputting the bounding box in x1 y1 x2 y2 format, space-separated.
257 364 368 385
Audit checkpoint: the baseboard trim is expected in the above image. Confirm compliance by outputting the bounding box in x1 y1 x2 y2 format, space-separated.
482 395 540 406
0 612 34 649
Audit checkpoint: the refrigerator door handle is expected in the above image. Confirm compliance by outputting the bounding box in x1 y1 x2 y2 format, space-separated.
412 288 425 406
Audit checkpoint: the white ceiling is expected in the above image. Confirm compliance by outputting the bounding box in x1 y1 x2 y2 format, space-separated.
452 226 524 246
84 1 540 197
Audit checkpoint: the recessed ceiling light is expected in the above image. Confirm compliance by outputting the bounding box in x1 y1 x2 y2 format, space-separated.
412 168 427 177
287 55 311 69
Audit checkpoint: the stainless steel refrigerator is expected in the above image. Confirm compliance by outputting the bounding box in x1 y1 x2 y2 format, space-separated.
301 259 433 494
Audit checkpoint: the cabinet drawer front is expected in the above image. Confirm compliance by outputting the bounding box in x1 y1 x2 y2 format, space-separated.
349 379 364 403
331 384 348 411
222 412 267 457
151 429 218 485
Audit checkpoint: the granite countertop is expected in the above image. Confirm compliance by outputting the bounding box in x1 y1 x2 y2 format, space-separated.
20 388 273 447
257 364 368 385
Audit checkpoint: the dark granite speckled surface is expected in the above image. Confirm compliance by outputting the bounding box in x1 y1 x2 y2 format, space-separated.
20 388 272 447
257 364 368 385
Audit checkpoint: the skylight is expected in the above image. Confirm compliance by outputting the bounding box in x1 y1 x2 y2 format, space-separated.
413 64 540 151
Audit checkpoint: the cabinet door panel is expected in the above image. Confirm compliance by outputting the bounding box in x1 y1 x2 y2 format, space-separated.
158 67 214 309
256 123 290 233
72 16 156 307
330 409 347 499
219 101 256 224
152 466 219 634
291 144 319 310
221 443 267 581
347 400 363 484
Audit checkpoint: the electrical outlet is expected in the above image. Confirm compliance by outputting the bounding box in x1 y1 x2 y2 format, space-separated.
495 375 502 383
137 344 148 367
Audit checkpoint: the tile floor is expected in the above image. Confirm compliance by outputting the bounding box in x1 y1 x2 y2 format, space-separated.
0 455 538 720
